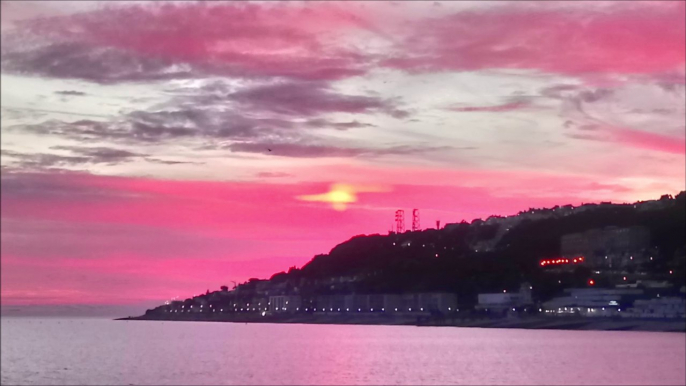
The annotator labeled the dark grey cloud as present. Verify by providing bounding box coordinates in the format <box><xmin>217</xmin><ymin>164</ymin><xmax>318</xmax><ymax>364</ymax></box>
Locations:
<box><xmin>1</xmin><ymin>149</ymin><xmax>91</xmax><ymax>169</ymax></box>
<box><xmin>304</xmin><ymin>119</ymin><xmax>375</xmax><ymax>130</ymax></box>
<box><xmin>145</xmin><ymin>158</ymin><xmax>204</xmax><ymax>165</ymax></box>
<box><xmin>1</xmin><ymin>146</ymin><xmax>199</xmax><ymax>170</ymax></box>
<box><xmin>1</xmin><ymin>146</ymin><xmax>142</xmax><ymax>169</ymax></box>
<box><xmin>1</xmin><ymin>42</ymin><xmax>197</xmax><ymax>84</ymax></box>
<box><xmin>6</xmin><ymin>74</ymin><xmax>406</xmax><ymax>161</ymax></box>
<box><xmin>577</xmin><ymin>89</ymin><xmax>614</xmax><ymax>103</ymax></box>
<box><xmin>51</xmin><ymin>146</ymin><xmax>142</xmax><ymax>161</ymax></box>
<box><xmin>226</xmin><ymin>141</ymin><xmax>453</xmax><ymax>158</ymax></box>
<box><xmin>55</xmin><ymin>90</ymin><xmax>87</xmax><ymax>96</ymax></box>
<box><xmin>539</xmin><ymin>84</ymin><xmax>582</xmax><ymax>100</ymax></box>
<box><xmin>1</xmin><ymin>107</ymin><xmax>49</xmax><ymax>121</ymax></box>
<box><xmin>226</xmin><ymin>81</ymin><xmax>409</xmax><ymax>118</ymax></box>
<box><xmin>566</xmin><ymin>133</ymin><xmax>604</xmax><ymax>141</ymax></box>
<box><xmin>1</xmin><ymin>106</ymin><xmax>110</xmax><ymax>119</ymax></box>
<box><xmin>12</xmin><ymin>110</ymin><xmax>271</xmax><ymax>145</ymax></box>
<box><xmin>10</xmin><ymin>99</ymin><xmax>382</xmax><ymax>152</ymax></box>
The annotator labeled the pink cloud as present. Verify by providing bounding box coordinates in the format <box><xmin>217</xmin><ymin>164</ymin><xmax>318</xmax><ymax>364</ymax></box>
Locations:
<box><xmin>608</xmin><ymin>127</ymin><xmax>686</xmax><ymax>155</ymax></box>
<box><xmin>227</xmin><ymin>81</ymin><xmax>407</xmax><ymax>117</ymax></box>
<box><xmin>4</xmin><ymin>2</ymin><xmax>375</xmax><ymax>82</ymax></box>
<box><xmin>385</xmin><ymin>2</ymin><xmax>685</xmax><ymax>78</ymax></box>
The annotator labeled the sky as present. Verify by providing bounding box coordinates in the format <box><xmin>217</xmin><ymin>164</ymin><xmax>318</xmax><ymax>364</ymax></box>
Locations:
<box><xmin>1</xmin><ymin>1</ymin><xmax>684</xmax><ymax>309</ymax></box>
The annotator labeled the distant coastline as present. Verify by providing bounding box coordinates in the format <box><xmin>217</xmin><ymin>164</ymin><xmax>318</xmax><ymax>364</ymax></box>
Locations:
<box><xmin>122</xmin><ymin>192</ymin><xmax>686</xmax><ymax>332</ymax></box>
<box><xmin>117</xmin><ymin>314</ymin><xmax>686</xmax><ymax>333</ymax></box>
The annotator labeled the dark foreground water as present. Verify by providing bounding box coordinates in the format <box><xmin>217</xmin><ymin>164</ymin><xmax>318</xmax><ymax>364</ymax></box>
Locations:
<box><xmin>1</xmin><ymin>318</ymin><xmax>684</xmax><ymax>385</ymax></box>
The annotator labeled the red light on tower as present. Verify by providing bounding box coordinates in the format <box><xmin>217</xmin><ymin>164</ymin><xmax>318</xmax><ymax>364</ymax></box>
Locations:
<box><xmin>588</xmin><ymin>279</ymin><xmax>595</xmax><ymax>286</ymax></box>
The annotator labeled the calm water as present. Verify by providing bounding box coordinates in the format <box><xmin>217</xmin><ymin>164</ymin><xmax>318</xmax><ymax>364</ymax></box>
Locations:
<box><xmin>1</xmin><ymin>318</ymin><xmax>684</xmax><ymax>385</ymax></box>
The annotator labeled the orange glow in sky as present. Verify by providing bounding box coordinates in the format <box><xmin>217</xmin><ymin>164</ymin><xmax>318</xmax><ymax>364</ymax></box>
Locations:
<box><xmin>297</xmin><ymin>183</ymin><xmax>389</xmax><ymax>211</ymax></box>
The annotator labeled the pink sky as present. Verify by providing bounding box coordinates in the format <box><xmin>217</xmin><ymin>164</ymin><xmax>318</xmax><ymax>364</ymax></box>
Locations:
<box><xmin>1</xmin><ymin>1</ymin><xmax>684</xmax><ymax>307</ymax></box>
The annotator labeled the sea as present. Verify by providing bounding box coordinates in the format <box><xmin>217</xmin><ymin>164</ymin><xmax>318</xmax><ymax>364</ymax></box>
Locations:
<box><xmin>1</xmin><ymin>317</ymin><xmax>685</xmax><ymax>385</ymax></box>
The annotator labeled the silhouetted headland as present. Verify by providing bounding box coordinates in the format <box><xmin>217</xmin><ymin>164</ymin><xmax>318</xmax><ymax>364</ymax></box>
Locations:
<box><xmin>123</xmin><ymin>192</ymin><xmax>686</xmax><ymax>332</ymax></box>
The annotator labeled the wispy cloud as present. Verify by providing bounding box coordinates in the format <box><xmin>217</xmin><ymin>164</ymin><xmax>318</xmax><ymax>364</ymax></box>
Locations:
<box><xmin>227</xmin><ymin>81</ymin><xmax>409</xmax><ymax>118</ymax></box>
<box><xmin>54</xmin><ymin>90</ymin><xmax>87</xmax><ymax>96</ymax></box>
<box><xmin>448</xmin><ymin>101</ymin><xmax>530</xmax><ymax>113</ymax></box>
<box><xmin>226</xmin><ymin>142</ymin><xmax>452</xmax><ymax>159</ymax></box>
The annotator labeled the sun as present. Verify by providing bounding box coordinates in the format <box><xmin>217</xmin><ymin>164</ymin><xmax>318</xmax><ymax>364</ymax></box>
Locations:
<box><xmin>297</xmin><ymin>183</ymin><xmax>357</xmax><ymax>211</ymax></box>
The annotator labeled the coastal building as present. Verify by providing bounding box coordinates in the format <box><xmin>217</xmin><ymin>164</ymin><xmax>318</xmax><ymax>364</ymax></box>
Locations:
<box><xmin>304</xmin><ymin>293</ymin><xmax>457</xmax><ymax>313</ymax></box>
<box><xmin>269</xmin><ymin>295</ymin><xmax>301</xmax><ymax>313</ymax></box>
<box><xmin>542</xmin><ymin>288</ymin><xmax>645</xmax><ymax>317</ymax></box>
<box><xmin>476</xmin><ymin>283</ymin><xmax>533</xmax><ymax>312</ymax></box>
<box><xmin>315</xmin><ymin>294</ymin><xmax>347</xmax><ymax>311</ymax></box>
<box><xmin>625</xmin><ymin>297</ymin><xmax>686</xmax><ymax>319</ymax></box>
<box><xmin>391</xmin><ymin>293</ymin><xmax>458</xmax><ymax>312</ymax></box>
<box><xmin>232</xmin><ymin>297</ymin><xmax>269</xmax><ymax>312</ymax></box>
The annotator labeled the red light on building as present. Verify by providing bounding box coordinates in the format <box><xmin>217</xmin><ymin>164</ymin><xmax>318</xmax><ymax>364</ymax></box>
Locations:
<box><xmin>588</xmin><ymin>279</ymin><xmax>595</xmax><ymax>286</ymax></box>
<box><xmin>539</xmin><ymin>256</ymin><xmax>585</xmax><ymax>267</ymax></box>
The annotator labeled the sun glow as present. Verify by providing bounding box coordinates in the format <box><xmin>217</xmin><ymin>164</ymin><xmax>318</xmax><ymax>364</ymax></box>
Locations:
<box><xmin>297</xmin><ymin>183</ymin><xmax>388</xmax><ymax>211</ymax></box>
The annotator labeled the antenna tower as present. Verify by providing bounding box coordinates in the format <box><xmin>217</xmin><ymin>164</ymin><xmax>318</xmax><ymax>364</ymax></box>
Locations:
<box><xmin>412</xmin><ymin>209</ymin><xmax>420</xmax><ymax>231</ymax></box>
<box><xmin>395</xmin><ymin>210</ymin><xmax>405</xmax><ymax>233</ymax></box>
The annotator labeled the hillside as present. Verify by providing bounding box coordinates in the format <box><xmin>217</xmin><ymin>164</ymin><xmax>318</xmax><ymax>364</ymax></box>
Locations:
<box><xmin>145</xmin><ymin>191</ymin><xmax>685</xmax><ymax>313</ymax></box>
<box><xmin>268</xmin><ymin>191</ymin><xmax>685</xmax><ymax>304</ymax></box>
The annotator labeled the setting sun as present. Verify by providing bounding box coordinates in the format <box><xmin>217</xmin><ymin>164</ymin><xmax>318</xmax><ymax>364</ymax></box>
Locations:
<box><xmin>297</xmin><ymin>183</ymin><xmax>359</xmax><ymax>211</ymax></box>
<box><xmin>297</xmin><ymin>183</ymin><xmax>390</xmax><ymax>211</ymax></box>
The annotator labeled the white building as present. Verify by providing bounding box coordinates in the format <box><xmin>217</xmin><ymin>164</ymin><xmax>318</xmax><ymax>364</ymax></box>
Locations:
<box><xmin>542</xmin><ymin>288</ymin><xmax>644</xmax><ymax>317</ymax></box>
<box><xmin>477</xmin><ymin>283</ymin><xmax>533</xmax><ymax>311</ymax></box>
<box><xmin>625</xmin><ymin>297</ymin><xmax>686</xmax><ymax>319</ymax></box>
<box><xmin>269</xmin><ymin>295</ymin><xmax>301</xmax><ymax>313</ymax></box>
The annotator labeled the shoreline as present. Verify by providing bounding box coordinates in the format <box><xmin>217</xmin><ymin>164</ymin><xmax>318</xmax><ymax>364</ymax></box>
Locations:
<box><xmin>117</xmin><ymin>314</ymin><xmax>686</xmax><ymax>332</ymax></box>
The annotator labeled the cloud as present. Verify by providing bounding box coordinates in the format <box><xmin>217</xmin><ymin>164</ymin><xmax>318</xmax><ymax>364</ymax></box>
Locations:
<box><xmin>226</xmin><ymin>142</ymin><xmax>452</xmax><ymax>158</ymax></box>
<box><xmin>227</xmin><ymin>81</ymin><xmax>409</xmax><ymax>118</ymax></box>
<box><xmin>0</xmin><ymin>42</ymin><xmax>196</xmax><ymax>84</ymax></box>
<box><xmin>1</xmin><ymin>149</ymin><xmax>92</xmax><ymax>169</ymax></box>
<box><xmin>51</xmin><ymin>146</ymin><xmax>142</xmax><ymax>161</ymax></box>
<box><xmin>0</xmin><ymin>106</ymin><xmax>111</xmax><ymax>119</ymax></box>
<box><xmin>1</xmin><ymin>2</ymin><xmax>372</xmax><ymax>83</ymax></box>
<box><xmin>304</xmin><ymin>119</ymin><xmax>375</xmax><ymax>130</ymax></box>
<box><xmin>539</xmin><ymin>78</ymin><xmax>685</xmax><ymax>155</ymax></box>
<box><xmin>256</xmin><ymin>172</ymin><xmax>294</xmax><ymax>179</ymax></box>
<box><xmin>567</xmin><ymin>125</ymin><xmax>685</xmax><ymax>155</ymax></box>
<box><xmin>384</xmin><ymin>2</ymin><xmax>685</xmax><ymax>78</ymax></box>
<box><xmin>1</xmin><ymin>146</ymin><xmax>142</xmax><ymax>170</ymax></box>
<box><xmin>1</xmin><ymin>146</ymin><xmax>199</xmax><ymax>170</ymax></box>
<box><xmin>448</xmin><ymin>101</ymin><xmax>530</xmax><ymax>113</ymax></box>
<box><xmin>12</xmin><ymin>109</ymin><xmax>290</xmax><ymax>145</ymax></box>
<box><xmin>54</xmin><ymin>90</ymin><xmax>87</xmax><ymax>96</ymax></box>
<box><xmin>8</xmin><ymin>80</ymin><xmax>401</xmax><ymax>159</ymax></box>
<box><xmin>607</xmin><ymin>127</ymin><xmax>685</xmax><ymax>155</ymax></box>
